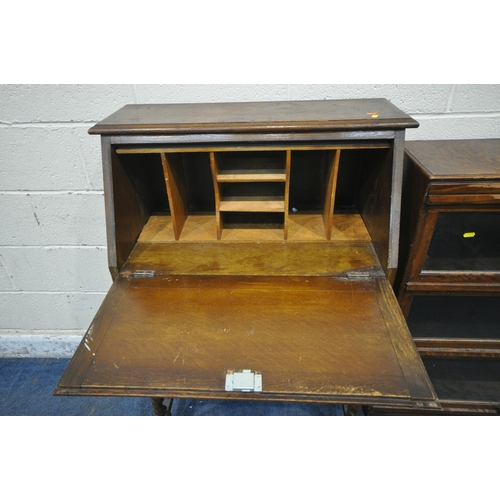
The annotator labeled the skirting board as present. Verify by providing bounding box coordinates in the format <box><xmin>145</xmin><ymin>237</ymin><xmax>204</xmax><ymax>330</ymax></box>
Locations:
<box><xmin>0</xmin><ymin>331</ymin><xmax>83</xmax><ymax>358</ymax></box>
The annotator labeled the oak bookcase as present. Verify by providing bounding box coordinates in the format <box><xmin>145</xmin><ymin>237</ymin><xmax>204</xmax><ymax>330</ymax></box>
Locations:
<box><xmin>371</xmin><ymin>139</ymin><xmax>500</xmax><ymax>415</ymax></box>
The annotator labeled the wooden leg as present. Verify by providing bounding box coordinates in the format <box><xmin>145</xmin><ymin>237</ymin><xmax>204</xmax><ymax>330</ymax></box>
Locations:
<box><xmin>151</xmin><ymin>397</ymin><xmax>173</xmax><ymax>416</ymax></box>
<box><xmin>343</xmin><ymin>404</ymin><xmax>367</xmax><ymax>416</ymax></box>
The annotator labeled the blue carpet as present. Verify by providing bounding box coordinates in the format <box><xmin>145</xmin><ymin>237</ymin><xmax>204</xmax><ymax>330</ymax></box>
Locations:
<box><xmin>0</xmin><ymin>358</ymin><xmax>344</xmax><ymax>416</ymax></box>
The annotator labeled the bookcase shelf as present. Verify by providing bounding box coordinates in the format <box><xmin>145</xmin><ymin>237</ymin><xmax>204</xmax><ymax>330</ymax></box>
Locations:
<box><xmin>218</xmin><ymin>183</ymin><xmax>286</xmax><ymax>212</ymax></box>
<box><xmin>210</xmin><ymin>150</ymin><xmax>291</xmax><ymax>239</ymax></box>
<box><xmin>215</xmin><ymin>153</ymin><xmax>287</xmax><ymax>183</ymax></box>
<box><xmin>377</xmin><ymin>139</ymin><xmax>500</xmax><ymax>415</ymax></box>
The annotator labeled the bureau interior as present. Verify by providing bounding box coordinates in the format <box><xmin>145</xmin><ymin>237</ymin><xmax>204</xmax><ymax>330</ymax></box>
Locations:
<box><xmin>111</xmin><ymin>143</ymin><xmax>394</xmax><ymax>272</ymax></box>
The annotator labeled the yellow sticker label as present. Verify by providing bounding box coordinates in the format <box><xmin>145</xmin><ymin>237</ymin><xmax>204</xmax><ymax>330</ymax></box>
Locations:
<box><xmin>463</xmin><ymin>232</ymin><xmax>475</xmax><ymax>238</ymax></box>
<box><xmin>366</xmin><ymin>112</ymin><xmax>379</xmax><ymax>118</ymax></box>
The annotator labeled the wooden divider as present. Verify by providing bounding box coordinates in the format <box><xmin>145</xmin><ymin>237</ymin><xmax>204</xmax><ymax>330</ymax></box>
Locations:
<box><xmin>209</xmin><ymin>152</ymin><xmax>223</xmax><ymax>239</ymax></box>
<box><xmin>283</xmin><ymin>150</ymin><xmax>291</xmax><ymax>240</ymax></box>
<box><xmin>160</xmin><ymin>148</ymin><xmax>346</xmax><ymax>242</ymax></box>
<box><xmin>161</xmin><ymin>153</ymin><xmax>188</xmax><ymax>240</ymax></box>
<box><xmin>322</xmin><ymin>150</ymin><xmax>341</xmax><ymax>240</ymax></box>
<box><xmin>210</xmin><ymin>151</ymin><xmax>291</xmax><ymax>240</ymax></box>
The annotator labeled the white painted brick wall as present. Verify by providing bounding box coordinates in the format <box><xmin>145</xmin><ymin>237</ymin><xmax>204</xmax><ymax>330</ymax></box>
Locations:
<box><xmin>1</xmin><ymin>84</ymin><xmax>499</xmax><ymax>357</ymax></box>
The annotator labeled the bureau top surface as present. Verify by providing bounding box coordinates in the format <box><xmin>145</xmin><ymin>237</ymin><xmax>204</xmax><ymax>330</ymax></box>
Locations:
<box><xmin>88</xmin><ymin>98</ymin><xmax>418</xmax><ymax>135</ymax></box>
<box><xmin>406</xmin><ymin>139</ymin><xmax>500</xmax><ymax>180</ymax></box>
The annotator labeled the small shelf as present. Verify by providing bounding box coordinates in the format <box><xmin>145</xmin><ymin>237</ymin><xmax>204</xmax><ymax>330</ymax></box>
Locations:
<box><xmin>210</xmin><ymin>151</ymin><xmax>292</xmax><ymax>239</ymax></box>
<box><xmin>217</xmin><ymin>171</ymin><xmax>286</xmax><ymax>182</ymax></box>
<box><xmin>219</xmin><ymin>183</ymin><xmax>286</xmax><ymax>213</ymax></box>
<box><xmin>219</xmin><ymin>200</ymin><xmax>285</xmax><ymax>212</ymax></box>
<box><xmin>216</xmin><ymin>155</ymin><xmax>286</xmax><ymax>182</ymax></box>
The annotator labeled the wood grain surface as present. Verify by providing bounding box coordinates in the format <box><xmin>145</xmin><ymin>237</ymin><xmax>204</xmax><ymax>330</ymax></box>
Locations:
<box><xmin>55</xmin><ymin>275</ymin><xmax>436</xmax><ymax>405</ymax></box>
<box><xmin>89</xmin><ymin>99</ymin><xmax>419</xmax><ymax>135</ymax></box>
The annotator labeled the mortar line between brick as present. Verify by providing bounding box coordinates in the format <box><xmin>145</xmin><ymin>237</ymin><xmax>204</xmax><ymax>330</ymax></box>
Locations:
<box><xmin>0</xmin><ymin>329</ymin><xmax>85</xmax><ymax>334</ymax></box>
<box><xmin>0</xmin><ymin>190</ymin><xmax>104</xmax><ymax>194</ymax></box>
<box><xmin>0</xmin><ymin>121</ymin><xmax>96</xmax><ymax>128</ymax></box>
<box><xmin>411</xmin><ymin>111</ymin><xmax>500</xmax><ymax>119</ymax></box>
<box><xmin>2</xmin><ymin>111</ymin><xmax>500</xmax><ymax>128</ymax></box>
<box><xmin>0</xmin><ymin>112</ymin><xmax>500</xmax><ymax>128</ymax></box>
<box><xmin>0</xmin><ymin>291</ymin><xmax>108</xmax><ymax>295</ymax></box>
<box><xmin>0</xmin><ymin>245</ymin><xmax>107</xmax><ymax>249</ymax></box>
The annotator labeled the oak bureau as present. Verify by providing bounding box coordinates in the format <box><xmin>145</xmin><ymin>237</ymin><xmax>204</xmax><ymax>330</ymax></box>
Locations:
<box><xmin>54</xmin><ymin>99</ymin><xmax>438</xmax><ymax>414</ymax></box>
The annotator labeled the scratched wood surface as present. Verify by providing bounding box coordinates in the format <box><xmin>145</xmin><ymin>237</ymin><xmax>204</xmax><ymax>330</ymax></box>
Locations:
<box><xmin>55</xmin><ymin>275</ymin><xmax>436</xmax><ymax>405</ymax></box>
<box><xmin>122</xmin><ymin>241</ymin><xmax>382</xmax><ymax>277</ymax></box>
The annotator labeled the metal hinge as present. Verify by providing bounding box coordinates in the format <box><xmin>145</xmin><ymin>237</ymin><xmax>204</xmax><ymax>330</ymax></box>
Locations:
<box><xmin>132</xmin><ymin>270</ymin><xmax>156</xmax><ymax>279</ymax></box>
<box><xmin>225</xmin><ymin>370</ymin><xmax>262</xmax><ymax>392</ymax></box>
<box><xmin>346</xmin><ymin>271</ymin><xmax>372</xmax><ymax>279</ymax></box>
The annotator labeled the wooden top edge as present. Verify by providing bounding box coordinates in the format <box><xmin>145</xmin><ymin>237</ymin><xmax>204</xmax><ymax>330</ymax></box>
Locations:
<box><xmin>405</xmin><ymin>139</ymin><xmax>500</xmax><ymax>178</ymax></box>
<box><xmin>89</xmin><ymin>119</ymin><xmax>419</xmax><ymax>135</ymax></box>
<box><xmin>88</xmin><ymin>99</ymin><xmax>419</xmax><ymax>135</ymax></box>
